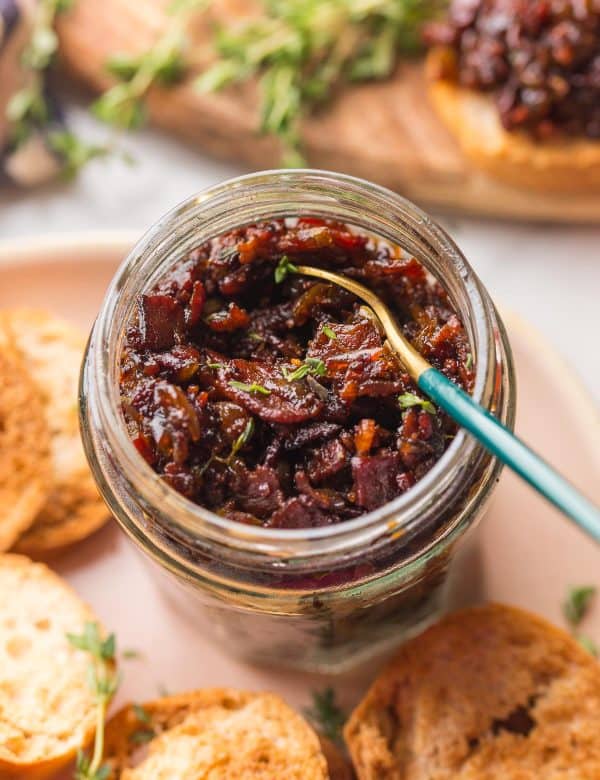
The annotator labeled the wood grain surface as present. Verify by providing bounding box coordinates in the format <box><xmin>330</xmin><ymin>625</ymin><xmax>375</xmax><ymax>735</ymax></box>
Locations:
<box><xmin>57</xmin><ymin>0</ymin><xmax>600</xmax><ymax>223</ymax></box>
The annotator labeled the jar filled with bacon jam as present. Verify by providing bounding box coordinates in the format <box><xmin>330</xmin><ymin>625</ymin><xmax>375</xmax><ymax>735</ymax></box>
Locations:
<box><xmin>81</xmin><ymin>171</ymin><xmax>515</xmax><ymax>673</ymax></box>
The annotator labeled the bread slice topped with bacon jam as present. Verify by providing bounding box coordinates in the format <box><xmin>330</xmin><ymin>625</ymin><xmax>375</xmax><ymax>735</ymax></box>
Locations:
<box><xmin>425</xmin><ymin>1</ymin><xmax>600</xmax><ymax>192</ymax></box>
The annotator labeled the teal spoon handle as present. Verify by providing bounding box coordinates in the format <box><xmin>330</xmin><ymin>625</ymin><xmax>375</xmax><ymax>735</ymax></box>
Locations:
<box><xmin>419</xmin><ymin>367</ymin><xmax>600</xmax><ymax>543</ymax></box>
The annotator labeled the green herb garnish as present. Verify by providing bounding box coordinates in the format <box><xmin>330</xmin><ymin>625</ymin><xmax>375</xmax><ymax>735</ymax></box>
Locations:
<box><xmin>129</xmin><ymin>728</ymin><xmax>156</xmax><ymax>745</ymax></box>
<box><xmin>133</xmin><ymin>703</ymin><xmax>152</xmax><ymax>724</ymax></box>
<box><xmin>196</xmin><ymin>0</ymin><xmax>443</xmax><ymax>163</ymax></box>
<box><xmin>304</xmin><ymin>687</ymin><xmax>346</xmax><ymax>746</ymax></box>
<box><xmin>398</xmin><ymin>392</ymin><xmax>435</xmax><ymax>415</ymax></box>
<box><xmin>229</xmin><ymin>380</ymin><xmax>271</xmax><ymax>396</ymax></box>
<box><xmin>282</xmin><ymin>357</ymin><xmax>327</xmax><ymax>382</ymax></box>
<box><xmin>322</xmin><ymin>325</ymin><xmax>338</xmax><ymax>340</ymax></box>
<box><xmin>67</xmin><ymin>623</ymin><xmax>119</xmax><ymax>780</ymax></box>
<box><xmin>122</xmin><ymin>647</ymin><xmax>142</xmax><ymax>660</ymax></box>
<box><xmin>274</xmin><ymin>255</ymin><xmax>299</xmax><ymax>284</ymax></box>
<box><xmin>207</xmin><ymin>362</ymin><xmax>225</xmax><ymax>369</ymax></box>
<box><xmin>248</xmin><ymin>331</ymin><xmax>265</xmax><ymax>342</ymax></box>
<box><xmin>93</xmin><ymin>0</ymin><xmax>207</xmax><ymax>129</ymax></box>
<box><xmin>5</xmin><ymin>0</ymin><xmax>109</xmax><ymax>178</ymax></box>
<box><xmin>129</xmin><ymin>703</ymin><xmax>156</xmax><ymax>744</ymax></box>
<box><xmin>465</xmin><ymin>352</ymin><xmax>473</xmax><ymax>371</ymax></box>
<box><xmin>563</xmin><ymin>586</ymin><xmax>597</xmax><ymax>627</ymax></box>
<box><xmin>47</xmin><ymin>131</ymin><xmax>110</xmax><ymax>180</ymax></box>
<box><xmin>563</xmin><ymin>585</ymin><xmax>598</xmax><ymax>657</ymax></box>
<box><xmin>577</xmin><ymin>635</ymin><xmax>599</xmax><ymax>657</ymax></box>
<box><xmin>228</xmin><ymin>419</ymin><xmax>255</xmax><ymax>463</ymax></box>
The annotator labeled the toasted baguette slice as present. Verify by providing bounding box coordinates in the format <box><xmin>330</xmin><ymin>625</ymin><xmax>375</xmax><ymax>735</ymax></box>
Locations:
<box><xmin>0</xmin><ymin>321</ymin><xmax>52</xmax><ymax>550</ymax></box>
<box><xmin>345</xmin><ymin>603</ymin><xmax>600</xmax><ymax>780</ymax></box>
<box><xmin>0</xmin><ymin>554</ymin><xmax>102</xmax><ymax>779</ymax></box>
<box><xmin>4</xmin><ymin>310</ymin><xmax>109</xmax><ymax>555</ymax></box>
<box><xmin>426</xmin><ymin>50</ymin><xmax>600</xmax><ymax>194</ymax></box>
<box><xmin>104</xmin><ymin>689</ymin><xmax>331</xmax><ymax>779</ymax></box>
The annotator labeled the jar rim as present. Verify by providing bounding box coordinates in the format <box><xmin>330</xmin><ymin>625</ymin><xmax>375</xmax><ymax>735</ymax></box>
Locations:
<box><xmin>85</xmin><ymin>169</ymin><xmax>502</xmax><ymax>559</ymax></box>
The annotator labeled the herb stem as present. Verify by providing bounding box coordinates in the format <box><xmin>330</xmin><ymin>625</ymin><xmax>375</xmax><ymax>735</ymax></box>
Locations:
<box><xmin>88</xmin><ymin>694</ymin><xmax>107</xmax><ymax>775</ymax></box>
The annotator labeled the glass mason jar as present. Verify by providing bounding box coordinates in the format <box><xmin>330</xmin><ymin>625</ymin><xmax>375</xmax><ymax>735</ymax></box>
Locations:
<box><xmin>80</xmin><ymin>170</ymin><xmax>515</xmax><ymax>674</ymax></box>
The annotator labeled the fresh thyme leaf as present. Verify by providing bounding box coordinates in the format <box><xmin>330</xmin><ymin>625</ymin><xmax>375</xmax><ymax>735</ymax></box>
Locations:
<box><xmin>398</xmin><ymin>392</ymin><xmax>436</xmax><ymax>415</ymax></box>
<box><xmin>22</xmin><ymin>26</ymin><xmax>59</xmax><ymax>69</ymax></box>
<box><xmin>229</xmin><ymin>419</ymin><xmax>255</xmax><ymax>462</ymax></box>
<box><xmin>75</xmin><ymin>750</ymin><xmax>110</xmax><ymax>780</ymax></box>
<box><xmin>208</xmin><ymin>362</ymin><xmax>225</xmax><ymax>369</ymax></box>
<box><xmin>577</xmin><ymin>634</ymin><xmax>599</xmax><ymax>657</ymax></box>
<box><xmin>47</xmin><ymin>131</ymin><xmax>110</xmax><ymax>180</ymax></box>
<box><xmin>106</xmin><ymin>53</ymin><xmax>141</xmax><ymax>82</ymax></box>
<box><xmin>66</xmin><ymin>622</ymin><xmax>116</xmax><ymax>661</ymax></box>
<box><xmin>229</xmin><ymin>380</ymin><xmax>271</xmax><ymax>396</ymax></box>
<box><xmin>6</xmin><ymin>87</ymin><xmax>48</xmax><ymax>127</ymax></box>
<box><xmin>304</xmin><ymin>687</ymin><xmax>346</xmax><ymax>746</ymax></box>
<box><xmin>196</xmin><ymin>59</ymin><xmax>245</xmax><ymax>92</ymax></box>
<box><xmin>563</xmin><ymin>586</ymin><xmax>597</xmax><ymax>628</ymax></box>
<box><xmin>322</xmin><ymin>325</ymin><xmax>338</xmax><ymax>340</ymax></box>
<box><xmin>196</xmin><ymin>0</ymin><xmax>444</xmax><ymax>163</ymax></box>
<box><xmin>122</xmin><ymin>648</ymin><xmax>142</xmax><ymax>660</ymax></box>
<box><xmin>283</xmin><ymin>357</ymin><xmax>327</xmax><ymax>382</ymax></box>
<box><xmin>68</xmin><ymin>623</ymin><xmax>119</xmax><ymax>779</ymax></box>
<box><xmin>92</xmin><ymin>84</ymin><xmax>147</xmax><ymax>130</ymax></box>
<box><xmin>248</xmin><ymin>331</ymin><xmax>264</xmax><ymax>343</ymax></box>
<box><xmin>129</xmin><ymin>728</ymin><xmax>156</xmax><ymax>744</ymax></box>
<box><xmin>465</xmin><ymin>352</ymin><xmax>473</xmax><ymax>371</ymax></box>
<box><xmin>133</xmin><ymin>703</ymin><xmax>152</xmax><ymax>724</ymax></box>
<box><xmin>274</xmin><ymin>255</ymin><xmax>299</xmax><ymax>283</ymax></box>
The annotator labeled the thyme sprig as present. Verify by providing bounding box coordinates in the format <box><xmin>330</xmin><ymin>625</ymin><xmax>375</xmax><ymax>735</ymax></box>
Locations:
<box><xmin>196</xmin><ymin>0</ymin><xmax>444</xmax><ymax>164</ymax></box>
<box><xmin>6</xmin><ymin>0</ymin><xmax>69</xmax><ymax>144</ymax></box>
<box><xmin>67</xmin><ymin>623</ymin><xmax>119</xmax><ymax>780</ymax></box>
<box><xmin>304</xmin><ymin>687</ymin><xmax>346</xmax><ymax>746</ymax></box>
<box><xmin>6</xmin><ymin>0</ymin><xmax>110</xmax><ymax>179</ymax></box>
<box><xmin>563</xmin><ymin>585</ymin><xmax>598</xmax><ymax>656</ymax></box>
<box><xmin>93</xmin><ymin>0</ymin><xmax>208</xmax><ymax>129</ymax></box>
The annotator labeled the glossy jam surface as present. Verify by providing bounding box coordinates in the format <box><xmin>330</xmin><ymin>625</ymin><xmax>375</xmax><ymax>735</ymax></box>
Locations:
<box><xmin>120</xmin><ymin>218</ymin><xmax>473</xmax><ymax>528</ymax></box>
<box><xmin>426</xmin><ymin>0</ymin><xmax>600</xmax><ymax>139</ymax></box>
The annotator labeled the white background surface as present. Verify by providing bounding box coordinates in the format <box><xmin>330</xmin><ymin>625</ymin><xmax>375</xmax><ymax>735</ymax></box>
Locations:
<box><xmin>1</xmin><ymin>107</ymin><xmax>599</xmax><ymax>400</ymax></box>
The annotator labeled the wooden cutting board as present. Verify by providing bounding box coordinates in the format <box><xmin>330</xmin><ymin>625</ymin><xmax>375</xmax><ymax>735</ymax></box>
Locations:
<box><xmin>57</xmin><ymin>0</ymin><xmax>600</xmax><ymax>223</ymax></box>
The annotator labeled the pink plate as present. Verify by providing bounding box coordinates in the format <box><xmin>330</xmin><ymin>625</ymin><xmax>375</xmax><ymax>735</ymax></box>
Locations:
<box><xmin>0</xmin><ymin>234</ymin><xmax>598</xmax><ymax>723</ymax></box>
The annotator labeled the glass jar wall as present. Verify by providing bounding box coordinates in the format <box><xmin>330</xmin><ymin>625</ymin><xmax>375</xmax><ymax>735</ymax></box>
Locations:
<box><xmin>80</xmin><ymin>170</ymin><xmax>515</xmax><ymax>673</ymax></box>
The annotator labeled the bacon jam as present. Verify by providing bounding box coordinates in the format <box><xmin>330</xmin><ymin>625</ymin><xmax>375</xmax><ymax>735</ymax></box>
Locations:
<box><xmin>120</xmin><ymin>218</ymin><xmax>474</xmax><ymax>529</ymax></box>
<box><xmin>425</xmin><ymin>0</ymin><xmax>600</xmax><ymax>139</ymax></box>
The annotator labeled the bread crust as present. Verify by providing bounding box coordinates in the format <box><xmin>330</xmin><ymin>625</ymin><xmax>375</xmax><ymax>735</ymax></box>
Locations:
<box><xmin>104</xmin><ymin>689</ymin><xmax>330</xmax><ymax>779</ymax></box>
<box><xmin>345</xmin><ymin>603</ymin><xmax>600</xmax><ymax>780</ymax></box>
<box><xmin>426</xmin><ymin>50</ymin><xmax>600</xmax><ymax>193</ymax></box>
<box><xmin>0</xmin><ymin>554</ymin><xmax>101</xmax><ymax>778</ymax></box>
<box><xmin>4</xmin><ymin>310</ymin><xmax>109</xmax><ymax>555</ymax></box>
<box><xmin>0</xmin><ymin>321</ymin><xmax>52</xmax><ymax>551</ymax></box>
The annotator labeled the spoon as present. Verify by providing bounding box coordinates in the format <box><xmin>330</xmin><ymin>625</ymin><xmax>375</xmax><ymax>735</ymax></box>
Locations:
<box><xmin>295</xmin><ymin>264</ymin><xmax>600</xmax><ymax>542</ymax></box>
